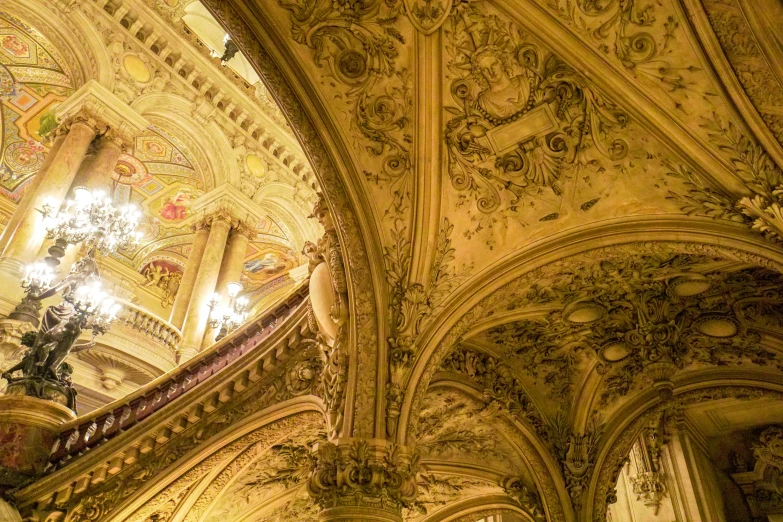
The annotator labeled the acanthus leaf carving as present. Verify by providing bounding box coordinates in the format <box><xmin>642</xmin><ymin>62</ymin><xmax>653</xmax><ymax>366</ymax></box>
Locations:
<box><xmin>306</xmin><ymin>439</ymin><xmax>419</xmax><ymax>514</ymax></box>
<box><xmin>667</xmin><ymin>112</ymin><xmax>783</xmax><ymax>245</ymax></box>
<box><xmin>445</xmin><ymin>3</ymin><xmax>636</xmax><ymax>240</ymax></box>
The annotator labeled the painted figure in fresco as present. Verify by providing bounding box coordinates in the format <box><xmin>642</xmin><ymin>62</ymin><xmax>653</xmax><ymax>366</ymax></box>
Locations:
<box><xmin>473</xmin><ymin>46</ymin><xmax>531</xmax><ymax>120</ymax></box>
<box><xmin>158</xmin><ymin>189</ymin><xmax>192</xmax><ymax>221</ymax></box>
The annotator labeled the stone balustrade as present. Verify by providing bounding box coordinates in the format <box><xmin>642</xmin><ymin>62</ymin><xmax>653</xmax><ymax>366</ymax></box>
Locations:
<box><xmin>46</xmin><ymin>283</ymin><xmax>309</xmax><ymax>466</ymax></box>
<box><xmin>113</xmin><ymin>299</ymin><xmax>181</xmax><ymax>354</ymax></box>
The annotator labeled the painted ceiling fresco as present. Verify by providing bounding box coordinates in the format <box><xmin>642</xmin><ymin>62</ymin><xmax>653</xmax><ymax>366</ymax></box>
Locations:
<box><xmin>0</xmin><ymin>11</ymin><xmax>300</xmax><ymax>310</ymax></box>
<box><xmin>0</xmin><ymin>12</ymin><xmax>73</xmax><ymax>204</ymax></box>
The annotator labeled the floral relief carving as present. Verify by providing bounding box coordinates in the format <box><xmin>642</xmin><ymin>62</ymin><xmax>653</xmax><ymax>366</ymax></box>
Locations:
<box><xmin>484</xmin><ymin>255</ymin><xmax>783</xmax><ymax>406</ymax></box>
<box><xmin>384</xmin><ymin>218</ymin><xmax>470</xmax><ymax>436</ymax></box>
<box><xmin>439</xmin><ymin>347</ymin><xmax>547</xmax><ymax>434</ymax></box>
<box><xmin>701</xmin><ymin>0</ymin><xmax>783</xmax><ymax>148</ymax></box>
<box><xmin>667</xmin><ymin>113</ymin><xmax>783</xmax><ymax>244</ymax></box>
<box><xmin>278</xmin><ymin>0</ymin><xmax>414</xmax><ymax>214</ymax></box>
<box><xmin>443</xmin><ymin>3</ymin><xmax>668</xmax><ymax>241</ymax></box>
<box><xmin>306</xmin><ymin>439</ymin><xmax>419</xmax><ymax>514</ymax></box>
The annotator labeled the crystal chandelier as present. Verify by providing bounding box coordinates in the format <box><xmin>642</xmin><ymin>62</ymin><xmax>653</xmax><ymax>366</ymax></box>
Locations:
<box><xmin>40</xmin><ymin>187</ymin><xmax>142</xmax><ymax>261</ymax></box>
<box><xmin>207</xmin><ymin>282</ymin><xmax>249</xmax><ymax>341</ymax></box>
<box><xmin>66</xmin><ymin>276</ymin><xmax>121</xmax><ymax>336</ymax></box>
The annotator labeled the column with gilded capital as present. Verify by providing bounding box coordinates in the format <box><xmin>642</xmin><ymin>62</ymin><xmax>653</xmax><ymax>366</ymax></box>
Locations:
<box><xmin>0</xmin><ymin>114</ymin><xmax>102</xmax><ymax>268</ymax></box>
<box><xmin>0</xmin><ymin>81</ymin><xmax>147</xmax><ymax>272</ymax></box>
<box><xmin>170</xmin><ymin>219</ymin><xmax>211</xmax><ymax>330</ymax></box>
<box><xmin>201</xmin><ymin>221</ymin><xmax>254</xmax><ymax>349</ymax></box>
<box><xmin>178</xmin><ymin>211</ymin><xmax>232</xmax><ymax>361</ymax></box>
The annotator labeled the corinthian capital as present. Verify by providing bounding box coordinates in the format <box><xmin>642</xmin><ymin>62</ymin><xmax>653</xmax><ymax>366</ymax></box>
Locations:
<box><xmin>55</xmin><ymin>81</ymin><xmax>148</xmax><ymax>141</ymax></box>
<box><xmin>307</xmin><ymin>438</ymin><xmax>418</xmax><ymax>516</ymax></box>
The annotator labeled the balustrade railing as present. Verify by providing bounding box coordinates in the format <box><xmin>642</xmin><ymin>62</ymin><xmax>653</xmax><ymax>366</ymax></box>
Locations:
<box><xmin>113</xmin><ymin>299</ymin><xmax>181</xmax><ymax>353</ymax></box>
<box><xmin>48</xmin><ymin>283</ymin><xmax>309</xmax><ymax>465</ymax></box>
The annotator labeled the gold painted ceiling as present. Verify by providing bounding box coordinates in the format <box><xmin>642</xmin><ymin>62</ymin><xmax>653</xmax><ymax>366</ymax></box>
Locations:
<box><xmin>4</xmin><ymin>0</ymin><xmax>783</xmax><ymax>520</ymax></box>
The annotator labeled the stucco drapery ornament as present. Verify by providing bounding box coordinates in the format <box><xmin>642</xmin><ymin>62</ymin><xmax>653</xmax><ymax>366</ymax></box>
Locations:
<box><xmin>303</xmin><ymin>195</ymin><xmax>349</xmax><ymax>437</ymax></box>
<box><xmin>307</xmin><ymin>439</ymin><xmax>419</xmax><ymax>516</ymax></box>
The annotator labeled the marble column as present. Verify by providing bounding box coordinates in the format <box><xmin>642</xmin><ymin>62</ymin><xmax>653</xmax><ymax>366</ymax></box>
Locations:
<box><xmin>178</xmin><ymin>212</ymin><xmax>232</xmax><ymax>361</ymax></box>
<box><xmin>0</xmin><ymin>116</ymin><xmax>101</xmax><ymax>267</ymax></box>
<box><xmin>70</xmin><ymin>130</ymin><xmax>124</xmax><ymax>193</ymax></box>
<box><xmin>0</xmin><ymin>130</ymin><xmax>67</xmax><ymax>260</ymax></box>
<box><xmin>215</xmin><ymin>222</ymin><xmax>252</xmax><ymax>294</ymax></box>
<box><xmin>201</xmin><ymin>222</ymin><xmax>252</xmax><ymax>349</ymax></box>
<box><xmin>52</xmin><ymin>131</ymin><xmax>127</xmax><ymax>269</ymax></box>
<box><xmin>170</xmin><ymin>220</ymin><xmax>211</xmax><ymax>330</ymax></box>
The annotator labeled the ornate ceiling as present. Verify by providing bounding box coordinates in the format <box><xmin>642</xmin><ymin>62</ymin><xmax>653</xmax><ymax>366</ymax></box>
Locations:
<box><xmin>0</xmin><ymin>1</ymin><xmax>319</xmax><ymax>316</ymax></box>
<box><xmin>4</xmin><ymin>0</ymin><xmax>783</xmax><ymax>520</ymax></box>
<box><xmin>0</xmin><ymin>12</ymin><xmax>73</xmax><ymax>202</ymax></box>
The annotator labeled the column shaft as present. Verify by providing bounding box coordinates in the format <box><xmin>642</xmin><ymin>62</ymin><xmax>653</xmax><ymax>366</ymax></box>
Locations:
<box><xmin>2</xmin><ymin>120</ymin><xmax>98</xmax><ymax>264</ymax></box>
<box><xmin>71</xmin><ymin>134</ymin><xmax>123</xmax><ymax>193</ymax></box>
<box><xmin>215</xmin><ymin>227</ymin><xmax>251</xmax><ymax>293</ymax></box>
<box><xmin>179</xmin><ymin>216</ymin><xmax>231</xmax><ymax>360</ymax></box>
<box><xmin>170</xmin><ymin>222</ymin><xmax>211</xmax><ymax>329</ymax></box>
<box><xmin>201</xmin><ymin>226</ymin><xmax>251</xmax><ymax>349</ymax></box>
<box><xmin>0</xmin><ymin>131</ymin><xmax>67</xmax><ymax>257</ymax></box>
<box><xmin>51</xmin><ymin>135</ymin><xmax>126</xmax><ymax>269</ymax></box>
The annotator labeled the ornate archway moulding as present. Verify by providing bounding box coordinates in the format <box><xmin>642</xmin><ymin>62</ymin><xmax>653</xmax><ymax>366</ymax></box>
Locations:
<box><xmin>4</xmin><ymin>0</ymin><xmax>109</xmax><ymax>89</ymax></box>
<box><xmin>424</xmin><ymin>379</ymin><xmax>572</xmax><ymax>521</ymax></box>
<box><xmin>679</xmin><ymin>0</ymin><xmax>783</xmax><ymax>170</ymax></box>
<box><xmin>489</xmin><ymin>0</ymin><xmax>750</xmax><ymax>198</ymax></box>
<box><xmin>399</xmin><ymin>215</ymin><xmax>783</xmax><ymax>447</ymax></box>
<box><xmin>110</xmin><ymin>399</ymin><xmax>326</xmax><ymax>522</ymax></box>
<box><xmin>587</xmin><ymin>374</ymin><xmax>783</xmax><ymax>522</ymax></box>
<box><xmin>201</xmin><ymin>0</ymin><xmax>389</xmax><ymax>439</ymax></box>
<box><xmin>418</xmin><ymin>496</ymin><xmax>533</xmax><ymax>522</ymax></box>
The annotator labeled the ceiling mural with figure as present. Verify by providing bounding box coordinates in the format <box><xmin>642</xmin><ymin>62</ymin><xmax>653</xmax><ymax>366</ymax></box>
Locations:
<box><xmin>108</xmin><ymin>126</ymin><xmax>301</xmax><ymax>307</ymax></box>
<box><xmin>0</xmin><ymin>12</ymin><xmax>73</xmax><ymax>205</ymax></box>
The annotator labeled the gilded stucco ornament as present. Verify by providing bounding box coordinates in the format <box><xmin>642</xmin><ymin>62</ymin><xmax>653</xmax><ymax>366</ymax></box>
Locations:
<box><xmin>307</xmin><ymin>439</ymin><xmax>419</xmax><ymax>514</ymax></box>
<box><xmin>485</xmin><ymin>256</ymin><xmax>783</xmax><ymax>406</ymax></box>
<box><xmin>445</xmin><ymin>3</ymin><xmax>634</xmax><ymax>235</ymax></box>
<box><xmin>501</xmin><ymin>476</ymin><xmax>546</xmax><ymax>521</ymax></box>
<box><xmin>384</xmin><ymin>218</ymin><xmax>469</xmax><ymax>437</ymax></box>
<box><xmin>201</xmin><ymin>0</ymin><xmax>380</xmax><ymax>438</ymax></box>
<box><xmin>41</xmin><ymin>339</ymin><xmax>325</xmax><ymax>522</ymax></box>
<box><xmin>667</xmin><ymin>113</ymin><xmax>783</xmax><ymax>245</ymax></box>
<box><xmin>278</xmin><ymin>0</ymin><xmax>413</xmax><ymax>213</ymax></box>
<box><xmin>303</xmin><ymin>195</ymin><xmax>349</xmax><ymax>437</ymax></box>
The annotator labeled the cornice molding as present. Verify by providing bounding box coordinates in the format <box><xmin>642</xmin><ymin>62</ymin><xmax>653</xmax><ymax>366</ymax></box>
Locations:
<box><xmin>55</xmin><ymin>80</ymin><xmax>149</xmax><ymax>141</ymax></box>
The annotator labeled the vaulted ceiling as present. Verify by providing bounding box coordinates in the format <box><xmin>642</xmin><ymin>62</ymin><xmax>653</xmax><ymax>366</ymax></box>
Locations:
<box><xmin>6</xmin><ymin>0</ymin><xmax>783</xmax><ymax>520</ymax></box>
<box><xmin>195</xmin><ymin>0</ymin><xmax>783</xmax><ymax>519</ymax></box>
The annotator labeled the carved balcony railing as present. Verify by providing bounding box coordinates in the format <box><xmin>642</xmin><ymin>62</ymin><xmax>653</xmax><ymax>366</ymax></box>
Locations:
<box><xmin>47</xmin><ymin>283</ymin><xmax>309</xmax><ymax>466</ymax></box>
<box><xmin>113</xmin><ymin>299</ymin><xmax>182</xmax><ymax>353</ymax></box>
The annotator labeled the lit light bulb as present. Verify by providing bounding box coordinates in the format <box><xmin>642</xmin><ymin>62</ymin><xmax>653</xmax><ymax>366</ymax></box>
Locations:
<box><xmin>227</xmin><ymin>282</ymin><xmax>242</xmax><ymax>298</ymax></box>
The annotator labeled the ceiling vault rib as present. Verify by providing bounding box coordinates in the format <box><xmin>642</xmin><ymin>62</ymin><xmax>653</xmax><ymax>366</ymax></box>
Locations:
<box><xmin>493</xmin><ymin>0</ymin><xmax>751</xmax><ymax>197</ymax></box>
